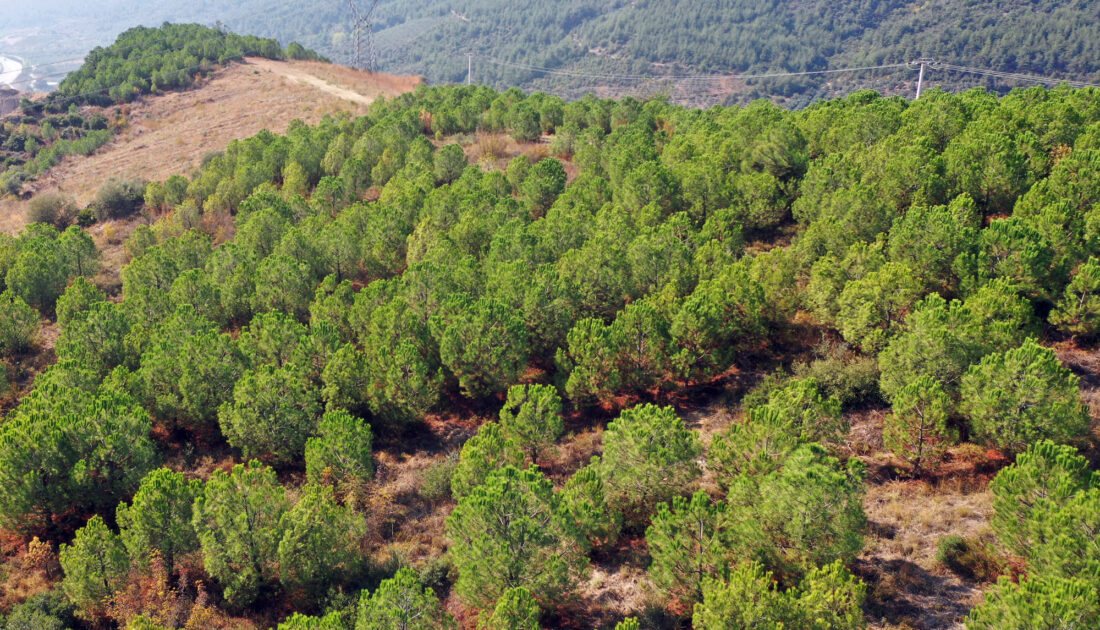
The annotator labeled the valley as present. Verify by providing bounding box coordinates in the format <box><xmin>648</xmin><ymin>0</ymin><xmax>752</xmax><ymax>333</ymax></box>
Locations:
<box><xmin>0</xmin><ymin>55</ymin><xmax>22</xmax><ymax>87</ymax></box>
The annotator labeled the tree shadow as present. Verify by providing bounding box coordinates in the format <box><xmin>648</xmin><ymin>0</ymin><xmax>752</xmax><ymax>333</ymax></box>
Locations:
<box><xmin>854</xmin><ymin>557</ymin><xmax>978</xmax><ymax>629</ymax></box>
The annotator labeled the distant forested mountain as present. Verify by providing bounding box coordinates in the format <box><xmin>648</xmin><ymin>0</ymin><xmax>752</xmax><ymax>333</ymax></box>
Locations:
<box><xmin>4</xmin><ymin>0</ymin><xmax>1100</xmax><ymax>105</ymax></box>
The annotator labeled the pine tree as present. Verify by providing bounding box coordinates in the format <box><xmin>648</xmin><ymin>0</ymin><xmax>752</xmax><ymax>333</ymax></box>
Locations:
<box><xmin>116</xmin><ymin>468</ymin><xmax>202</xmax><ymax>571</ymax></box>
<box><xmin>1050</xmin><ymin>257</ymin><xmax>1100</xmax><ymax>337</ymax></box>
<box><xmin>0</xmin><ymin>386</ymin><xmax>156</xmax><ymax>533</ymax></box>
<box><xmin>279</xmin><ymin>612</ymin><xmax>347</xmax><ymax>629</ymax></box>
<box><xmin>304</xmin><ymin>410</ymin><xmax>375</xmax><ymax>493</ymax></box>
<box><xmin>693</xmin><ymin>560</ymin><xmax>865</xmax><ymax>630</ymax></box>
<box><xmin>989</xmin><ymin>440</ymin><xmax>1093</xmax><ymax>557</ymax></box>
<box><xmin>693</xmin><ymin>562</ymin><xmax>792</xmax><ymax>629</ymax></box>
<box><xmin>599</xmin><ymin>404</ymin><xmax>702</xmax><ymax>524</ymax></box>
<box><xmin>882</xmin><ymin>375</ymin><xmax>955</xmax><ymax>473</ymax></box>
<box><xmin>59</xmin><ymin>515</ymin><xmax>130</xmax><ymax>620</ymax></box>
<box><xmin>478</xmin><ymin>587</ymin><xmax>541</xmax><ymax>630</ymax></box>
<box><xmin>498</xmin><ymin>384</ymin><xmax>564</xmax><ymax>462</ymax></box>
<box><xmin>966</xmin><ymin>574</ymin><xmax>1100</xmax><ymax>630</ymax></box>
<box><xmin>645</xmin><ymin>490</ymin><xmax>730</xmax><ymax>603</ymax></box>
<box><xmin>218</xmin><ymin>364</ymin><xmax>322</xmax><ymax>465</ymax></box>
<box><xmin>558</xmin><ymin>459</ymin><xmax>621</xmax><ymax>548</ymax></box>
<box><xmin>55</xmin><ymin>276</ymin><xmax>107</xmax><ymax>330</ymax></box>
<box><xmin>191</xmin><ymin>461</ymin><xmax>289</xmax><ymax>608</ymax></box>
<box><xmin>446</xmin><ymin>466</ymin><xmax>586</xmax><ymax>609</ymax></box>
<box><xmin>277</xmin><ymin>484</ymin><xmax>367</xmax><ymax>601</ymax></box>
<box><xmin>450</xmin><ymin>422</ymin><xmax>525</xmax><ymax>499</ymax></box>
<box><xmin>960</xmin><ymin>338</ymin><xmax>1089</xmax><ymax>456</ymax></box>
<box><xmin>356</xmin><ymin>567</ymin><xmax>455</xmax><ymax>630</ymax></box>
<box><xmin>0</xmin><ymin>289</ymin><xmax>39</xmax><ymax>356</ymax></box>
<box><xmin>1027</xmin><ymin>487</ymin><xmax>1100</xmax><ymax>586</ymax></box>
<box><xmin>726</xmin><ymin>445</ymin><xmax>866</xmax><ymax>579</ymax></box>
<box><xmin>708</xmin><ymin>407</ymin><xmax>803</xmax><ymax>486</ymax></box>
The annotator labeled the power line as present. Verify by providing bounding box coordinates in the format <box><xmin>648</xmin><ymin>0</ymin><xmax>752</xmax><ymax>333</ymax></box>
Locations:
<box><xmin>472</xmin><ymin>54</ymin><xmax>1100</xmax><ymax>106</ymax></box>
<box><xmin>932</xmin><ymin>62</ymin><xmax>1100</xmax><ymax>89</ymax></box>
<box><xmin>480</xmin><ymin>56</ymin><xmax>911</xmax><ymax>81</ymax></box>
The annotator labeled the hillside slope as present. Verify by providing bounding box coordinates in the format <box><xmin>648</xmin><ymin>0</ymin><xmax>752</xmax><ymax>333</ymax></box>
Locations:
<box><xmin>0</xmin><ymin>57</ymin><xmax>421</xmax><ymax>234</ymax></box>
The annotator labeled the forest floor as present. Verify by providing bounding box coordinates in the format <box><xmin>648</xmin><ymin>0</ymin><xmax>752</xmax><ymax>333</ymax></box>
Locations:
<box><xmin>0</xmin><ymin>57</ymin><xmax>422</xmax><ymax>235</ymax></box>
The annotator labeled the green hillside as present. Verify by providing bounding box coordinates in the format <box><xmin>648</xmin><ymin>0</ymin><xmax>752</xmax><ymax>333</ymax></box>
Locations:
<box><xmin>5</xmin><ymin>1</ymin><xmax>1100</xmax><ymax>105</ymax></box>
<box><xmin>3</xmin><ymin>79</ymin><xmax>1100</xmax><ymax>627</ymax></box>
<box><xmin>238</xmin><ymin>0</ymin><xmax>1100</xmax><ymax>105</ymax></box>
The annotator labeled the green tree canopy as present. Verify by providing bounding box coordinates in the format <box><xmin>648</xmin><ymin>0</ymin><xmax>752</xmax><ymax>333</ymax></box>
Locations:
<box><xmin>304</xmin><ymin>409</ymin><xmax>375</xmax><ymax>494</ymax></box>
<box><xmin>59</xmin><ymin>515</ymin><xmax>129</xmax><ymax>621</ymax></box>
<box><xmin>726</xmin><ymin>444</ymin><xmax>866</xmax><ymax>580</ymax></box>
<box><xmin>498</xmin><ymin>383</ymin><xmax>564</xmax><ymax>462</ymax></box>
<box><xmin>882</xmin><ymin>375</ymin><xmax>955</xmax><ymax>473</ymax></box>
<box><xmin>965</xmin><ymin>574</ymin><xmax>1100</xmax><ymax>630</ymax></box>
<box><xmin>276</xmin><ymin>484</ymin><xmax>367</xmax><ymax>601</ymax></box>
<box><xmin>356</xmin><ymin>567</ymin><xmax>456</xmax><ymax>630</ymax></box>
<box><xmin>960</xmin><ymin>338</ymin><xmax>1089</xmax><ymax>456</ymax></box>
<box><xmin>0</xmin><ymin>385</ymin><xmax>156</xmax><ymax>533</ymax></box>
<box><xmin>990</xmin><ymin>440</ymin><xmax>1094</xmax><ymax>558</ymax></box>
<box><xmin>446</xmin><ymin>465</ymin><xmax>586</xmax><ymax>609</ymax></box>
<box><xmin>192</xmin><ymin>461</ymin><xmax>290</xmax><ymax>608</ymax></box>
<box><xmin>646</xmin><ymin>490</ymin><xmax>730</xmax><ymax>604</ymax></box>
<box><xmin>599</xmin><ymin>404</ymin><xmax>702</xmax><ymax>524</ymax></box>
<box><xmin>218</xmin><ymin>364</ymin><xmax>322</xmax><ymax>465</ymax></box>
<box><xmin>116</xmin><ymin>467</ymin><xmax>202</xmax><ymax>571</ymax></box>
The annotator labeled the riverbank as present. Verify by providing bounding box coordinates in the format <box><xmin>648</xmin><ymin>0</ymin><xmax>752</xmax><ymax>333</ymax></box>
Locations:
<box><xmin>0</xmin><ymin>55</ymin><xmax>24</xmax><ymax>87</ymax></box>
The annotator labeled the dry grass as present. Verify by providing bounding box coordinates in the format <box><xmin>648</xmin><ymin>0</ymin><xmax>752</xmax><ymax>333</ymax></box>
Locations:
<box><xmin>545</xmin><ymin>426</ymin><xmax>604</xmax><ymax>485</ymax></box>
<box><xmin>470</xmin><ymin>131</ymin><xmax>508</xmax><ymax>163</ymax></box>
<box><xmin>859</xmin><ymin>474</ymin><xmax>994</xmax><ymax>629</ymax></box>
<box><xmin>0</xmin><ymin>531</ymin><xmax>59</xmax><ymax>614</ymax></box>
<box><xmin>89</xmin><ymin>215</ymin><xmax>143</xmax><ymax>293</ymax></box>
<box><xmin>465</xmin><ymin>131</ymin><xmax>580</xmax><ymax>183</ymax></box>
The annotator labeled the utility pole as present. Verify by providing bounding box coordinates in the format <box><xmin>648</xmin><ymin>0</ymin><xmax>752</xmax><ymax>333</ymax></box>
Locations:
<box><xmin>366</xmin><ymin>0</ymin><xmax>379</xmax><ymax>72</ymax></box>
<box><xmin>347</xmin><ymin>0</ymin><xmax>363</xmax><ymax>69</ymax></box>
<box><xmin>347</xmin><ymin>0</ymin><xmax>380</xmax><ymax>71</ymax></box>
<box><xmin>913</xmin><ymin>57</ymin><xmax>935</xmax><ymax>99</ymax></box>
<box><xmin>467</xmin><ymin>53</ymin><xmax>473</xmax><ymax>85</ymax></box>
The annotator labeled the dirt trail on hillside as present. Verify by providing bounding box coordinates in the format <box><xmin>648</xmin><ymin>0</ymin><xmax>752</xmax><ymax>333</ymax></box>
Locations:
<box><xmin>0</xmin><ymin>58</ymin><xmax>422</xmax><ymax>234</ymax></box>
<box><xmin>249</xmin><ymin>58</ymin><xmax>377</xmax><ymax>106</ymax></box>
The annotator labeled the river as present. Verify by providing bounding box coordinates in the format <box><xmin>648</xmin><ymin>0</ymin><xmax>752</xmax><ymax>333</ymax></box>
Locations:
<box><xmin>0</xmin><ymin>55</ymin><xmax>24</xmax><ymax>87</ymax></box>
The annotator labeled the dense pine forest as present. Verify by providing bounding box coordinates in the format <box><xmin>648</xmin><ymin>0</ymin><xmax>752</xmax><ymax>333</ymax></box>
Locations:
<box><xmin>1</xmin><ymin>54</ymin><xmax>1099</xmax><ymax>626</ymax></box>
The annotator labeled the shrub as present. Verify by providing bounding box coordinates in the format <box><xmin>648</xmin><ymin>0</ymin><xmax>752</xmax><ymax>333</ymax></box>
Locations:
<box><xmin>3</xmin><ymin>589</ymin><xmax>77</xmax><ymax>630</ymax></box>
<box><xmin>420</xmin><ymin>453</ymin><xmax>459</xmax><ymax>504</ymax></box>
<box><xmin>0</xmin><ymin>290</ymin><xmax>40</xmax><ymax>355</ymax></box>
<box><xmin>26</xmin><ymin>192</ymin><xmax>77</xmax><ymax>227</ymax></box>
<box><xmin>935</xmin><ymin>535</ymin><xmax>1003</xmax><ymax>581</ymax></box>
<box><xmin>792</xmin><ymin>343</ymin><xmax>881</xmax><ymax>408</ymax></box>
<box><xmin>93</xmin><ymin>177</ymin><xmax>147</xmax><ymax>221</ymax></box>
